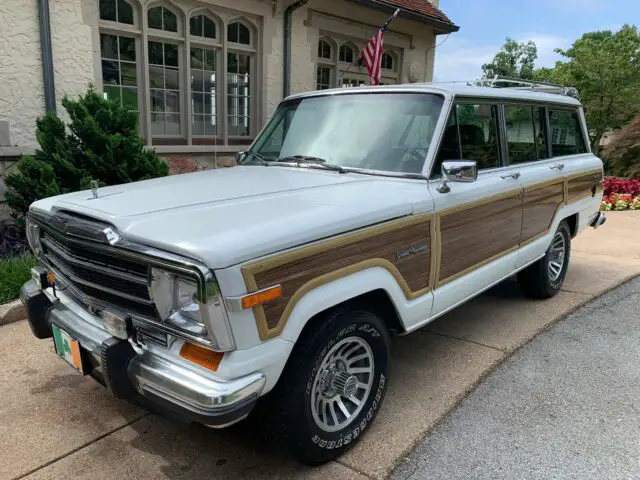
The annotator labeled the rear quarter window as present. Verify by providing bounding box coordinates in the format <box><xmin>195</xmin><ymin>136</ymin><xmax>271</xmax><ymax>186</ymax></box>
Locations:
<box><xmin>548</xmin><ymin>109</ymin><xmax>587</xmax><ymax>157</ymax></box>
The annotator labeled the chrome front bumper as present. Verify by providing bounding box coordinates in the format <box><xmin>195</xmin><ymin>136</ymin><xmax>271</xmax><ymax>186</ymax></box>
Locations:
<box><xmin>20</xmin><ymin>280</ymin><xmax>265</xmax><ymax>428</ymax></box>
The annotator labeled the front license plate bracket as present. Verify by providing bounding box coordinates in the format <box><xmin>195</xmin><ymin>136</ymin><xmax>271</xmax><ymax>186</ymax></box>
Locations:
<box><xmin>52</xmin><ymin>324</ymin><xmax>87</xmax><ymax>374</ymax></box>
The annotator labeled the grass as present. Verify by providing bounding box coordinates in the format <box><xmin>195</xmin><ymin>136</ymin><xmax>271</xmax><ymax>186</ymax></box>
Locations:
<box><xmin>0</xmin><ymin>254</ymin><xmax>37</xmax><ymax>304</ymax></box>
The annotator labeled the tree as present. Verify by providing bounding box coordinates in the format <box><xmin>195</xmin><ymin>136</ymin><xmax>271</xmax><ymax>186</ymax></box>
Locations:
<box><xmin>602</xmin><ymin>114</ymin><xmax>640</xmax><ymax>178</ymax></box>
<box><xmin>534</xmin><ymin>25</ymin><xmax>640</xmax><ymax>151</ymax></box>
<box><xmin>482</xmin><ymin>38</ymin><xmax>538</xmax><ymax>79</ymax></box>
<box><xmin>5</xmin><ymin>88</ymin><xmax>168</xmax><ymax>222</ymax></box>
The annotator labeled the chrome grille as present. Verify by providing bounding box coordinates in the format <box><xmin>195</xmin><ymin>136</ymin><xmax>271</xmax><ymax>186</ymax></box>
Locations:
<box><xmin>40</xmin><ymin>229</ymin><xmax>157</xmax><ymax>318</ymax></box>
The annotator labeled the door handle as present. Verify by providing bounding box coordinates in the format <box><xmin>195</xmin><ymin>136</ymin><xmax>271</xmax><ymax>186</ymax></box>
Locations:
<box><xmin>550</xmin><ymin>163</ymin><xmax>565</xmax><ymax>170</ymax></box>
<box><xmin>501</xmin><ymin>172</ymin><xmax>521</xmax><ymax>180</ymax></box>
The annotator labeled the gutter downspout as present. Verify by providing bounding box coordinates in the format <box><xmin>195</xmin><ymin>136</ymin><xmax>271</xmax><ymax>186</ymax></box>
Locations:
<box><xmin>283</xmin><ymin>0</ymin><xmax>309</xmax><ymax>99</ymax></box>
<box><xmin>37</xmin><ymin>0</ymin><xmax>56</xmax><ymax>112</ymax></box>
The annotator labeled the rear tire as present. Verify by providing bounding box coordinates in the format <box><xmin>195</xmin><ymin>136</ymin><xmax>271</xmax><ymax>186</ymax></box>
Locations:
<box><xmin>518</xmin><ymin>220</ymin><xmax>571</xmax><ymax>299</ymax></box>
<box><xmin>262</xmin><ymin>305</ymin><xmax>390</xmax><ymax>465</ymax></box>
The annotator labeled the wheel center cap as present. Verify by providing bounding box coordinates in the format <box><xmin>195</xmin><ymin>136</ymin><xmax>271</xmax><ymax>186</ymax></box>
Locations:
<box><xmin>328</xmin><ymin>370</ymin><xmax>358</xmax><ymax>398</ymax></box>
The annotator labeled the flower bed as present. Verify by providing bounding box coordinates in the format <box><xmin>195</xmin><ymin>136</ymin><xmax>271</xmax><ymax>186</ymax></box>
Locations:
<box><xmin>601</xmin><ymin>177</ymin><xmax>640</xmax><ymax>211</ymax></box>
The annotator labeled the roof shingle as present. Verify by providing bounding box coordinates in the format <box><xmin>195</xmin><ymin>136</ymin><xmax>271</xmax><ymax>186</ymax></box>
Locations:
<box><xmin>375</xmin><ymin>0</ymin><xmax>458</xmax><ymax>30</ymax></box>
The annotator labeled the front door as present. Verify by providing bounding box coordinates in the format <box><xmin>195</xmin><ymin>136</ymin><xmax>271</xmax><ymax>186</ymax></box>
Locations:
<box><xmin>430</xmin><ymin>101</ymin><xmax>523</xmax><ymax>317</ymax></box>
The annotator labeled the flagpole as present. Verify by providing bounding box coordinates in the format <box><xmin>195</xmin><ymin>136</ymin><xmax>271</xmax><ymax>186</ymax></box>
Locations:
<box><xmin>339</xmin><ymin>8</ymin><xmax>401</xmax><ymax>87</ymax></box>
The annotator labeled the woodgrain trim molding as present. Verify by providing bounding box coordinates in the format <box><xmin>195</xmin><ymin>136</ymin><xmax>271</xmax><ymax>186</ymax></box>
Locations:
<box><xmin>436</xmin><ymin>188</ymin><xmax>522</xmax><ymax>287</ymax></box>
<box><xmin>566</xmin><ymin>169</ymin><xmax>603</xmax><ymax>205</ymax></box>
<box><xmin>242</xmin><ymin>213</ymin><xmax>434</xmax><ymax>340</ymax></box>
<box><xmin>242</xmin><ymin>173</ymin><xmax>601</xmax><ymax>341</ymax></box>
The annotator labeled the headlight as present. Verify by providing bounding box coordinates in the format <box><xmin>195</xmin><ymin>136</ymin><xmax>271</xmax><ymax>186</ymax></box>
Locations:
<box><xmin>26</xmin><ymin>218</ymin><xmax>43</xmax><ymax>257</ymax></box>
<box><xmin>149</xmin><ymin>268</ymin><xmax>235</xmax><ymax>351</ymax></box>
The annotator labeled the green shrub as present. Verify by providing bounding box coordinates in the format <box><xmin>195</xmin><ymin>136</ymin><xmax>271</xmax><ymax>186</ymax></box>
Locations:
<box><xmin>0</xmin><ymin>254</ymin><xmax>37</xmax><ymax>304</ymax></box>
<box><xmin>5</xmin><ymin>88</ymin><xmax>168</xmax><ymax>222</ymax></box>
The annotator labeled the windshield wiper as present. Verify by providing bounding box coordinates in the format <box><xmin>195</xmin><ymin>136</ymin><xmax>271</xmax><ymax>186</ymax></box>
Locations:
<box><xmin>242</xmin><ymin>151</ymin><xmax>271</xmax><ymax>165</ymax></box>
<box><xmin>276</xmin><ymin>155</ymin><xmax>346</xmax><ymax>174</ymax></box>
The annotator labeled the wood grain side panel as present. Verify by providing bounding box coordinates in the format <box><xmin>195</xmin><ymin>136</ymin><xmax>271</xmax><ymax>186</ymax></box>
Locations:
<box><xmin>521</xmin><ymin>181</ymin><xmax>565</xmax><ymax>244</ymax></box>
<box><xmin>439</xmin><ymin>192</ymin><xmax>521</xmax><ymax>283</ymax></box>
<box><xmin>567</xmin><ymin>170</ymin><xmax>603</xmax><ymax>203</ymax></box>
<box><xmin>248</xmin><ymin>217</ymin><xmax>432</xmax><ymax>333</ymax></box>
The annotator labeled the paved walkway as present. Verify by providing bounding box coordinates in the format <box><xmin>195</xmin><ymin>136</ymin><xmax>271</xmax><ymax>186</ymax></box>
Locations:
<box><xmin>1</xmin><ymin>212</ymin><xmax>639</xmax><ymax>479</ymax></box>
<box><xmin>393</xmin><ymin>276</ymin><xmax>640</xmax><ymax>480</ymax></box>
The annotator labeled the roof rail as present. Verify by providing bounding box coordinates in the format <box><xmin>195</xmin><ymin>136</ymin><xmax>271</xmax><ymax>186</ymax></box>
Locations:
<box><xmin>473</xmin><ymin>75</ymin><xmax>580</xmax><ymax>100</ymax></box>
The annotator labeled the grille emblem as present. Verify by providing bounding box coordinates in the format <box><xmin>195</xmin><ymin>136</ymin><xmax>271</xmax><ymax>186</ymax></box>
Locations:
<box><xmin>102</xmin><ymin>227</ymin><xmax>121</xmax><ymax>245</ymax></box>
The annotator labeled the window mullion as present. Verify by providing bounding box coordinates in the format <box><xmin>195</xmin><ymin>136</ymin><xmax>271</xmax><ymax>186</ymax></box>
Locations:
<box><xmin>222</xmin><ymin>36</ymin><xmax>228</xmax><ymax>145</ymax></box>
<box><xmin>185</xmin><ymin>34</ymin><xmax>192</xmax><ymax>145</ymax></box>
<box><xmin>142</xmin><ymin>16</ymin><xmax>152</xmax><ymax>144</ymax></box>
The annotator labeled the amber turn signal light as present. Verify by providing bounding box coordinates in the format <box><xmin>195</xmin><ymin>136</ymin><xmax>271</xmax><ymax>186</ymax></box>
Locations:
<box><xmin>240</xmin><ymin>285</ymin><xmax>283</xmax><ymax>310</ymax></box>
<box><xmin>179</xmin><ymin>342</ymin><xmax>224</xmax><ymax>371</ymax></box>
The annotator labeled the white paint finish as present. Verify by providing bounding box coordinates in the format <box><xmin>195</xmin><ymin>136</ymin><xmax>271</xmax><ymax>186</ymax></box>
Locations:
<box><xmin>215</xmin><ymin>337</ymin><xmax>294</xmax><ymax>393</ymax></box>
<box><xmin>279</xmin><ymin>266</ymin><xmax>434</xmax><ymax>342</ymax></box>
<box><xmin>287</xmin><ymin>83</ymin><xmax>584</xmax><ymax>106</ymax></box>
<box><xmin>213</xmin><ymin>265</ymin><xmax>264</xmax><ymax>349</ymax></box>
<box><xmin>31</xmin><ymin>166</ymin><xmax>431</xmax><ymax>268</ymax></box>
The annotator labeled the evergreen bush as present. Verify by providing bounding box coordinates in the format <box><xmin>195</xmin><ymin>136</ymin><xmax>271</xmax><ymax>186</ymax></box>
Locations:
<box><xmin>5</xmin><ymin>88</ymin><xmax>168</xmax><ymax>222</ymax></box>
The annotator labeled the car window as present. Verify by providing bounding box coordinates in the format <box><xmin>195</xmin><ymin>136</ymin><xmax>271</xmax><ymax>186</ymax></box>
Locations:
<box><xmin>432</xmin><ymin>103</ymin><xmax>501</xmax><ymax>178</ymax></box>
<box><xmin>548</xmin><ymin>109</ymin><xmax>587</xmax><ymax>157</ymax></box>
<box><xmin>505</xmin><ymin>105</ymin><xmax>548</xmax><ymax>164</ymax></box>
<box><xmin>250</xmin><ymin>93</ymin><xmax>444</xmax><ymax>174</ymax></box>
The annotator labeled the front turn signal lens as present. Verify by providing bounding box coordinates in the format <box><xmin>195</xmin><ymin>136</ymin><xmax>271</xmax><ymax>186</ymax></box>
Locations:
<box><xmin>240</xmin><ymin>285</ymin><xmax>283</xmax><ymax>310</ymax></box>
<box><xmin>179</xmin><ymin>342</ymin><xmax>224</xmax><ymax>371</ymax></box>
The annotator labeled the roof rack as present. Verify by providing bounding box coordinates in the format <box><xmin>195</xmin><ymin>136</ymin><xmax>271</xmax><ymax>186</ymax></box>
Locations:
<box><xmin>472</xmin><ymin>75</ymin><xmax>580</xmax><ymax>100</ymax></box>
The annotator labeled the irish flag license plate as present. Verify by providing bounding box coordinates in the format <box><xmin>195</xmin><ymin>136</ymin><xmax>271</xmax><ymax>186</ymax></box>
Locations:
<box><xmin>52</xmin><ymin>324</ymin><xmax>85</xmax><ymax>374</ymax></box>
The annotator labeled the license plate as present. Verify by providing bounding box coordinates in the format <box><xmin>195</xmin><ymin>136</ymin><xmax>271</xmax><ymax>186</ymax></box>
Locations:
<box><xmin>52</xmin><ymin>324</ymin><xmax>85</xmax><ymax>374</ymax></box>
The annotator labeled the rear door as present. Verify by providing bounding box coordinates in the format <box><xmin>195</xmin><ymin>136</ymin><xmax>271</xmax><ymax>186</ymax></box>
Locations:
<box><xmin>430</xmin><ymin>100</ymin><xmax>523</xmax><ymax>318</ymax></box>
<box><xmin>502</xmin><ymin>103</ymin><xmax>567</xmax><ymax>269</ymax></box>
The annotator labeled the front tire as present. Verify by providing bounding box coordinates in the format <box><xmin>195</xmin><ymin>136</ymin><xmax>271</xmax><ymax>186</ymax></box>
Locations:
<box><xmin>518</xmin><ymin>220</ymin><xmax>571</xmax><ymax>299</ymax></box>
<box><xmin>263</xmin><ymin>305</ymin><xmax>390</xmax><ymax>465</ymax></box>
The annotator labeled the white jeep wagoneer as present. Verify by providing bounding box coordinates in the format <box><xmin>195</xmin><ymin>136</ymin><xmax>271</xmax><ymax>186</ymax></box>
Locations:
<box><xmin>21</xmin><ymin>81</ymin><xmax>605</xmax><ymax>464</ymax></box>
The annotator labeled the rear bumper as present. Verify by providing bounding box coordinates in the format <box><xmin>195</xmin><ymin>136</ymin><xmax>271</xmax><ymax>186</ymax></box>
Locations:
<box><xmin>20</xmin><ymin>280</ymin><xmax>265</xmax><ymax>428</ymax></box>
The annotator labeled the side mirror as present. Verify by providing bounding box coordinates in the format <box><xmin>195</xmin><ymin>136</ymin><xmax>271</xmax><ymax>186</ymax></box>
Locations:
<box><xmin>437</xmin><ymin>160</ymin><xmax>477</xmax><ymax>193</ymax></box>
<box><xmin>236</xmin><ymin>151</ymin><xmax>247</xmax><ymax>163</ymax></box>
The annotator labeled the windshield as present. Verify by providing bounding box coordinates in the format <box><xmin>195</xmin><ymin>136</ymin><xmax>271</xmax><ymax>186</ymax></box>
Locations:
<box><xmin>247</xmin><ymin>92</ymin><xmax>444</xmax><ymax>174</ymax></box>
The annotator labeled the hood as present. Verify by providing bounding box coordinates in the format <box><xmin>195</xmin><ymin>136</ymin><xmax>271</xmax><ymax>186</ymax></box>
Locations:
<box><xmin>32</xmin><ymin>166</ymin><xmax>431</xmax><ymax>268</ymax></box>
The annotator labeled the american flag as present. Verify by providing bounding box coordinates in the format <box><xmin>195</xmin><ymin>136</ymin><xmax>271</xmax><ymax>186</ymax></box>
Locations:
<box><xmin>361</xmin><ymin>8</ymin><xmax>400</xmax><ymax>85</ymax></box>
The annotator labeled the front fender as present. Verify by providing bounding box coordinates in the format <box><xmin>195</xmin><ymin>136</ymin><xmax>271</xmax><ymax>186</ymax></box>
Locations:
<box><xmin>279</xmin><ymin>265</ymin><xmax>434</xmax><ymax>343</ymax></box>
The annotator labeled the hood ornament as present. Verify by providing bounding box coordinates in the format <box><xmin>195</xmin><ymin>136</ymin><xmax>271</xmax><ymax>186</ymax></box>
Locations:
<box><xmin>91</xmin><ymin>180</ymin><xmax>99</xmax><ymax>199</ymax></box>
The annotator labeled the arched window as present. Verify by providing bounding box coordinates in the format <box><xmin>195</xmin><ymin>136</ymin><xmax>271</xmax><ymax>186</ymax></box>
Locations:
<box><xmin>190</xmin><ymin>14</ymin><xmax>216</xmax><ymax>39</ymax></box>
<box><xmin>98</xmin><ymin>0</ymin><xmax>139</xmax><ymax>114</ymax></box>
<box><xmin>339</xmin><ymin>44</ymin><xmax>354</xmax><ymax>63</ymax></box>
<box><xmin>148</xmin><ymin>5</ymin><xmax>178</xmax><ymax>32</ymax></box>
<box><xmin>318</xmin><ymin>40</ymin><xmax>332</xmax><ymax>60</ymax></box>
<box><xmin>99</xmin><ymin>2</ymin><xmax>261</xmax><ymax>146</ymax></box>
<box><xmin>381</xmin><ymin>52</ymin><xmax>394</xmax><ymax>70</ymax></box>
<box><xmin>228</xmin><ymin>21</ymin><xmax>251</xmax><ymax>45</ymax></box>
<box><xmin>99</xmin><ymin>0</ymin><xmax>134</xmax><ymax>24</ymax></box>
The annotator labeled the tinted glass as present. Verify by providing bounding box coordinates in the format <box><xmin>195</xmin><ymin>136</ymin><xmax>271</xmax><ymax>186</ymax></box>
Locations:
<box><xmin>549</xmin><ymin>109</ymin><xmax>587</xmax><ymax>157</ymax></box>
<box><xmin>456</xmin><ymin>103</ymin><xmax>501</xmax><ymax>170</ymax></box>
<box><xmin>505</xmin><ymin>105</ymin><xmax>537</xmax><ymax>164</ymax></box>
<box><xmin>250</xmin><ymin>93</ymin><xmax>444</xmax><ymax>174</ymax></box>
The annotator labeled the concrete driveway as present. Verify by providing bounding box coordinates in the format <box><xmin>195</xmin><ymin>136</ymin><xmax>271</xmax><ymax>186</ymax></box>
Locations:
<box><xmin>3</xmin><ymin>212</ymin><xmax>639</xmax><ymax>480</ymax></box>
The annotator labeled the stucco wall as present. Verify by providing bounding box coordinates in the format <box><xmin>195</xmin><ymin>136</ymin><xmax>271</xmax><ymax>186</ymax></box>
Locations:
<box><xmin>0</xmin><ymin>0</ymin><xmax>96</xmax><ymax>154</ymax></box>
<box><xmin>0</xmin><ymin>2</ymin><xmax>45</xmax><ymax>152</ymax></box>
